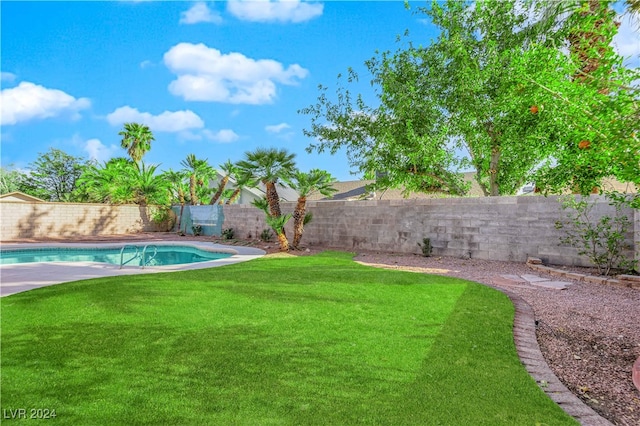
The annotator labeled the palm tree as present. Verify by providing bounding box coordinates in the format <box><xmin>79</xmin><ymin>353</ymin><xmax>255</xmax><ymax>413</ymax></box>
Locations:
<box><xmin>163</xmin><ymin>169</ymin><xmax>189</xmax><ymax>231</ymax></box>
<box><xmin>180</xmin><ymin>154</ymin><xmax>213</xmax><ymax>205</ymax></box>
<box><xmin>226</xmin><ymin>170</ymin><xmax>252</xmax><ymax>205</ymax></box>
<box><xmin>130</xmin><ymin>162</ymin><xmax>169</xmax><ymax>206</ymax></box>
<box><xmin>217</xmin><ymin>188</ymin><xmax>235</xmax><ymax>205</ymax></box>
<box><xmin>77</xmin><ymin>157</ymin><xmax>136</xmax><ymax>204</ymax></box>
<box><xmin>210</xmin><ymin>160</ymin><xmax>236</xmax><ymax>205</ymax></box>
<box><xmin>236</xmin><ymin>147</ymin><xmax>296</xmax><ymax>217</ymax></box>
<box><xmin>266</xmin><ymin>214</ymin><xmax>293</xmax><ymax>251</ymax></box>
<box><xmin>290</xmin><ymin>169</ymin><xmax>337</xmax><ymax>248</ymax></box>
<box><xmin>236</xmin><ymin>147</ymin><xmax>296</xmax><ymax>251</ymax></box>
<box><xmin>163</xmin><ymin>169</ymin><xmax>188</xmax><ymax>206</ymax></box>
<box><xmin>119</xmin><ymin>123</ymin><xmax>155</xmax><ymax>164</ymax></box>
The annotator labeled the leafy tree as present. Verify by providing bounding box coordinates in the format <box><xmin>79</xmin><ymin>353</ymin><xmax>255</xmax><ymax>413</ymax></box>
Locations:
<box><xmin>77</xmin><ymin>157</ymin><xmax>170</xmax><ymax>205</ymax></box>
<box><xmin>119</xmin><ymin>122</ymin><xmax>155</xmax><ymax>164</ymax></box>
<box><xmin>290</xmin><ymin>169</ymin><xmax>337</xmax><ymax>248</ymax></box>
<box><xmin>523</xmin><ymin>0</ymin><xmax>640</xmax><ymax>197</ymax></box>
<box><xmin>20</xmin><ymin>148</ymin><xmax>90</xmax><ymax>201</ymax></box>
<box><xmin>0</xmin><ymin>166</ymin><xmax>27</xmax><ymax>195</ymax></box>
<box><xmin>301</xmin><ymin>0</ymin><xmax>638</xmax><ymax>197</ymax></box>
<box><xmin>236</xmin><ymin>147</ymin><xmax>297</xmax><ymax>251</ymax></box>
<box><xmin>180</xmin><ymin>154</ymin><xmax>214</xmax><ymax>205</ymax></box>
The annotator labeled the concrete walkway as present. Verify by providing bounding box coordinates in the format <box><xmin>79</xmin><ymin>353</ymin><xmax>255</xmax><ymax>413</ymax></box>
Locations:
<box><xmin>0</xmin><ymin>241</ymin><xmax>265</xmax><ymax>297</ymax></box>
<box><xmin>493</xmin><ymin>273</ymin><xmax>573</xmax><ymax>290</ymax></box>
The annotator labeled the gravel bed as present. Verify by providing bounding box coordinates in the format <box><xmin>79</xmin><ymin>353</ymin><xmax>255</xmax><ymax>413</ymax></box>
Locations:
<box><xmin>352</xmin><ymin>250</ymin><xmax>640</xmax><ymax>426</ymax></box>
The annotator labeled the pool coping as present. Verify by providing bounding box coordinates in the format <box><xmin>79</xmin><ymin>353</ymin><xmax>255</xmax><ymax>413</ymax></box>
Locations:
<box><xmin>0</xmin><ymin>241</ymin><xmax>265</xmax><ymax>297</ymax></box>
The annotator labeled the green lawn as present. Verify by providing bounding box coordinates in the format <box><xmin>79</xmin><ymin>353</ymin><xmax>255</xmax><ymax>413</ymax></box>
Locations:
<box><xmin>1</xmin><ymin>251</ymin><xmax>576</xmax><ymax>425</ymax></box>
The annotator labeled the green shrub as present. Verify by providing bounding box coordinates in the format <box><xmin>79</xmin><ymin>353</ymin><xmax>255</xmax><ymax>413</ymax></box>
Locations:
<box><xmin>555</xmin><ymin>193</ymin><xmax>636</xmax><ymax>275</ymax></box>
<box><xmin>260</xmin><ymin>228</ymin><xmax>273</xmax><ymax>242</ymax></box>
<box><xmin>222</xmin><ymin>228</ymin><xmax>235</xmax><ymax>240</ymax></box>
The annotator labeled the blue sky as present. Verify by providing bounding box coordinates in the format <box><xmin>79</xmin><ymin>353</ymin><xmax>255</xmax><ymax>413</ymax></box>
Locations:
<box><xmin>1</xmin><ymin>1</ymin><xmax>639</xmax><ymax>182</ymax></box>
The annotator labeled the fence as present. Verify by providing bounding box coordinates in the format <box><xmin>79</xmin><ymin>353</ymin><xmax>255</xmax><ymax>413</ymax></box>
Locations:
<box><xmin>1</xmin><ymin>196</ymin><xmax>637</xmax><ymax>269</ymax></box>
<box><xmin>0</xmin><ymin>201</ymin><xmax>174</xmax><ymax>240</ymax></box>
<box><xmin>222</xmin><ymin>195</ymin><xmax>639</xmax><ymax>268</ymax></box>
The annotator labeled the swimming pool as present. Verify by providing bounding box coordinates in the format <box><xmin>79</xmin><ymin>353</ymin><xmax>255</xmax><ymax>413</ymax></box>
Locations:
<box><xmin>0</xmin><ymin>245</ymin><xmax>232</xmax><ymax>267</ymax></box>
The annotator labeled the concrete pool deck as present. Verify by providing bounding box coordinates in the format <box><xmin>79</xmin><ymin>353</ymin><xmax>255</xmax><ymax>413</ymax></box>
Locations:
<box><xmin>0</xmin><ymin>241</ymin><xmax>265</xmax><ymax>297</ymax></box>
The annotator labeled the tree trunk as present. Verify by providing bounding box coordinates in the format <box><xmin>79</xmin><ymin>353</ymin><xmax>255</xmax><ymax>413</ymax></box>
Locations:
<box><xmin>568</xmin><ymin>0</ymin><xmax>618</xmax><ymax>95</ymax></box>
<box><xmin>489</xmin><ymin>146</ymin><xmax>501</xmax><ymax>196</ymax></box>
<box><xmin>227</xmin><ymin>188</ymin><xmax>241</xmax><ymax>204</ymax></box>
<box><xmin>210</xmin><ymin>176</ymin><xmax>229</xmax><ymax>205</ymax></box>
<box><xmin>292</xmin><ymin>196</ymin><xmax>306</xmax><ymax>248</ymax></box>
<box><xmin>189</xmin><ymin>175</ymin><xmax>198</xmax><ymax>205</ymax></box>
<box><xmin>276</xmin><ymin>231</ymin><xmax>290</xmax><ymax>252</ymax></box>
<box><xmin>265</xmin><ymin>182</ymin><xmax>282</xmax><ymax>217</ymax></box>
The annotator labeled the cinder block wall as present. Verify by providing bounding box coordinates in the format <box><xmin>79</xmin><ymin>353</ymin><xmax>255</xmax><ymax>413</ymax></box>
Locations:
<box><xmin>0</xmin><ymin>202</ymin><xmax>172</xmax><ymax>240</ymax></box>
<box><xmin>222</xmin><ymin>195</ymin><xmax>638</xmax><ymax>268</ymax></box>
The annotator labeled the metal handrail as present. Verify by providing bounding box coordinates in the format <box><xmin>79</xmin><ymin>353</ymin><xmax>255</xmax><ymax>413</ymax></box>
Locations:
<box><xmin>119</xmin><ymin>245</ymin><xmax>140</xmax><ymax>269</ymax></box>
<box><xmin>141</xmin><ymin>245</ymin><xmax>158</xmax><ymax>269</ymax></box>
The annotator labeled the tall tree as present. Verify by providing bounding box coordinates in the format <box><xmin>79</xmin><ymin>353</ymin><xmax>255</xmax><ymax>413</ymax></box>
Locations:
<box><xmin>236</xmin><ymin>147</ymin><xmax>296</xmax><ymax>251</ymax></box>
<box><xmin>77</xmin><ymin>157</ymin><xmax>137</xmax><ymax>204</ymax></box>
<box><xmin>301</xmin><ymin>0</ymin><xmax>638</xmax><ymax>197</ymax></box>
<box><xmin>290</xmin><ymin>169</ymin><xmax>337</xmax><ymax>249</ymax></box>
<box><xmin>226</xmin><ymin>170</ymin><xmax>252</xmax><ymax>205</ymax></box>
<box><xmin>20</xmin><ymin>148</ymin><xmax>90</xmax><ymax>201</ymax></box>
<box><xmin>130</xmin><ymin>162</ymin><xmax>170</xmax><ymax>206</ymax></box>
<box><xmin>180</xmin><ymin>154</ymin><xmax>213</xmax><ymax>205</ymax></box>
<box><xmin>523</xmin><ymin>0</ymin><xmax>639</xmax><ymax>196</ymax></box>
<box><xmin>0</xmin><ymin>166</ymin><xmax>27</xmax><ymax>195</ymax></box>
<box><xmin>119</xmin><ymin>122</ymin><xmax>155</xmax><ymax>164</ymax></box>
<box><xmin>209</xmin><ymin>160</ymin><xmax>236</xmax><ymax>205</ymax></box>
<box><xmin>77</xmin><ymin>158</ymin><xmax>169</xmax><ymax>206</ymax></box>
<box><xmin>162</xmin><ymin>169</ymin><xmax>189</xmax><ymax>231</ymax></box>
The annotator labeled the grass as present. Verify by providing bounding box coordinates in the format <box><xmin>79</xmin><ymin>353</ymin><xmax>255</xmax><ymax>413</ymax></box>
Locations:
<box><xmin>1</xmin><ymin>251</ymin><xmax>576</xmax><ymax>425</ymax></box>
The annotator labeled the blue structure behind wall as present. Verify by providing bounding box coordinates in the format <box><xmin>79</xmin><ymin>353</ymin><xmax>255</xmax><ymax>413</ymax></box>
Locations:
<box><xmin>171</xmin><ymin>205</ymin><xmax>224</xmax><ymax>237</ymax></box>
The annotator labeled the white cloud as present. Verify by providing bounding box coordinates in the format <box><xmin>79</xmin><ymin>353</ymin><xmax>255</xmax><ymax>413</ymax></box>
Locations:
<box><xmin>163</xmin><ymin>42</ymin><xmax>308</xmax><ymax>104</ymax></box>
<box><xmin>227</xmin><ymin>0</ymin><xmax>323</xmax><ymax>23</ymax></box>
<box><xmin>139</xmin><ymin>60</ymin><xmax>154</xmax><ymax>69</ymax></box>
<box><xmin>265</xmin><ymin>122</ymin><xmax>291</xmax><ymax>133</ymax></box>
<box><xmin>83</xmin><ymin>138</ymin><xmax>120</xmax><ymax>163</ymax></box>
<box><xmin>106</xmin><ymin>106</ymin><xmax>205</xmax><ymax>132</ymax></box>
<box><xmin>0</xmin><ymin>81</ymin><xmax>90</xmax><ymax>126</ymax></box>
<box><xmin>1</xmin><ymin>72</ymin><xmax>16</xmax><ymax>82</ymax></box>
<box><xmin>203</xmin><ymin>129</ymin><xmax>240</xmax><ymax>143</ymax></box>
<box><xmin>180</xmin><ymin>2</ymin><xmax>223</xmax><ymax>24</ymax></box>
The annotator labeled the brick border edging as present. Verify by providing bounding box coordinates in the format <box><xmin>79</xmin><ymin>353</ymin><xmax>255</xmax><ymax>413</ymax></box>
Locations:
<box><xmin>496</xmin><ymin>288</ymin><xmax>614</xmax><ymax>426</ymax></box>
<box><xmin>526</xmin><ymin>261</ymin><xmax>640</xmax><ymax>289</ymax></box>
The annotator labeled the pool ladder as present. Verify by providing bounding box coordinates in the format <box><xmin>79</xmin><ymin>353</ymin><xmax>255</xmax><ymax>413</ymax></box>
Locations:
<box><xmin>119</xmin><ymin>245</ymin><xmax>158</xmax><ymax>269</ymax></box>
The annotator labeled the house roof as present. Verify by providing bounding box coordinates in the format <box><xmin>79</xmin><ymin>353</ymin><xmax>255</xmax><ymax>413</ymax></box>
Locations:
<box><xmin>308</xmin><ymin>172</ymin><xmax>486</xmax><ymax>201</ymax></box>
<box><xmin>211</xmin><ymin>170</ymin><xmax>299</xmax><ymax>202</ymax></box>
<box><xmin>0</xmin><ymin>191</ymin><xmax>46</xmax><ymax>202</ymax></box>
<box><xmin>308</xmin><ymin>173</ymin><xmax>637</xmax><ymax>201</ymax></box>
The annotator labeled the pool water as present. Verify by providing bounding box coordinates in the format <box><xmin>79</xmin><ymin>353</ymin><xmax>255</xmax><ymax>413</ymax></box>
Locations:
<box><xmin>0</xmin><ymin>246</ymin><xmax>232</xmax><ymax>267</ymax></box>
